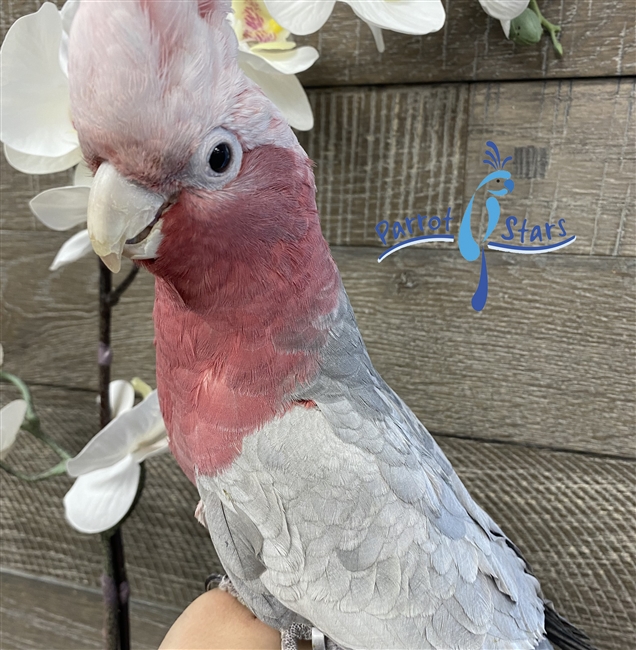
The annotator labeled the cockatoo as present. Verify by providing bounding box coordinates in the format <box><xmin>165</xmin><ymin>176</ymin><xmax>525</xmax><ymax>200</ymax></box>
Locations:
<box><xmin>68</xmin><ymin>1</ymin><xmax>594</xmax><ymax>648</ymax></box>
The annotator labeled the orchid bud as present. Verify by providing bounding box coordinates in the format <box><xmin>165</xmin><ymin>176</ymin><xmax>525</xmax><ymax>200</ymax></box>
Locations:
<box><xmin>509</xmin><ymin>8</ymin><xmax>543</xmax><ymax>46</ymax></box>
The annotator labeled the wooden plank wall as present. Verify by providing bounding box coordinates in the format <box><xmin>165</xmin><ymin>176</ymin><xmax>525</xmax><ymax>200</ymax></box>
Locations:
<box><xmin>1</xmin><ymin>1</ymin><xmax>635</xmax><ymax>649</ymax></box>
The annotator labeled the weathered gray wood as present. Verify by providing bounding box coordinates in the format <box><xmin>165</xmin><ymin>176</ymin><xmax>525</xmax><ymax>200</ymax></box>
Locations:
<box><xmin>294</xmin><ymin>79</ymin><xmax>636</xmax><ymax>253</ymax></box>
<box><xmin>296</xmin><ymin>0</ymin><xmax>636</xmax><ymax>86</ymax></box>
<box><xmin>1</xmin><ymin>384</ymin><xmax>634</xmax><ymax>649</ymax></box>
<box><xmin>0</xmin><ymin>570</ymin><xmax>180</xmax><ymax>650</ymax></box>
<box><xmin>2</xmin><ymin>237</ymin><xmax>633</xmax><ymax>456</ymax></box>
<box><xmin>464</xmin><ymin>78</ymin><xmax>636</xmax><ymax>257</ymax></box>
<box><xmin>297</xmin><ymin>84</ymin><xmax>469</xmax><ymax>246</ymax></box>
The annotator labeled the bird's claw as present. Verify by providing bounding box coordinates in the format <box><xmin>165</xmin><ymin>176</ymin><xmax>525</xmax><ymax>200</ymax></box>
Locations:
<box><xmin>204</xmin><ymin>572</ymin><xmax>224</xmax><ymax>591</ymax></box>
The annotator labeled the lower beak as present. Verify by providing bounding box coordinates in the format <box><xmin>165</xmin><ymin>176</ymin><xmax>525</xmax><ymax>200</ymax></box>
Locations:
<box><xmin>87</xmin><ymin>163</ymin><xmax>166</xmax><ymax>273</ymax></box>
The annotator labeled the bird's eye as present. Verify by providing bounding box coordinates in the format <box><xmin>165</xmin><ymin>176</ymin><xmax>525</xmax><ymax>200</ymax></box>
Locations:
<box><xmin>209</xmin><ymin>143</ymin><xmax>231</xmax><ymax>173</ymax></box>
<box><xmin>496</xmin><ymin>179</ymin><xmax>500</xmax><ymax>183</ymax></box>
<box><xmin>189</xmin><ymin>127</ymin><xmax>242</xmax><ymax>190</ymax></box>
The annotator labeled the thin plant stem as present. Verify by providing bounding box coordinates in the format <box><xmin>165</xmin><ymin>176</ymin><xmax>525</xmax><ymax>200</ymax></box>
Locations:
<box><xmin>0</xmin><ymin>371</ymin><xmax>71</xmax><ymax>461</ymax></box>
<box><xmin>529</xmin><ymin>0</ymin><xmax>563</xmax><ymax>56</ymax></box>
<box><xmin>0</xmin><ymin>371</ymin><xmax>36</xmax><ymax>420</ymax></box>
<box><xmin>98</xmin><ymin>258</ymin><xmax>132</xmax><ymax>650</ymax></box>
<box><xmin>108</xmin><ymin>265</ymin><xmax>140</xmax><ymax>308</ymax></box>
<box><xmin>100</xmin><ymin>532</ymin><xmax>119</xmax><ymax>650</ymax></box>
<box><xmin>0</xmin><ymin>459</ymin><xmax>67</xmax><ymax>482</ymax></box>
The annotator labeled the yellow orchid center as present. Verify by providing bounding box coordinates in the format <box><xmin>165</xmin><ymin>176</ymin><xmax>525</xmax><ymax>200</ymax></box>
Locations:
<box><xmin>232</xmin><ymin>0</ymin><xmax>295</xmax><ymax>50</ymax></box>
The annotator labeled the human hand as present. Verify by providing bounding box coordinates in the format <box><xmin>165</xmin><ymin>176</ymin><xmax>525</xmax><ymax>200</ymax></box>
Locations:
<box><xmin>159</xmin><ymin>588</ymin><xmax>282</xmax><ymax>649</ymax></box>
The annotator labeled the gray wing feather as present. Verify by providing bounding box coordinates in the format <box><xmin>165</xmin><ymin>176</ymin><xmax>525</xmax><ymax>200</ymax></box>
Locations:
<box><xmin>200</xmin><ymin>492</ymin><xmax>309</xmax><ymax>630</ymax></box>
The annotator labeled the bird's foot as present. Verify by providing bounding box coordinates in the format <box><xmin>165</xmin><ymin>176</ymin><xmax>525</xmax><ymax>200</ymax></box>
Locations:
<box><xmin>280</xmin><ymin>624</ymin><xmax>349</xmax><ymax>650</ymax></box>
<box><xmin>280</xmin><ymin>623</ymin><xmax>312</xmax><ymax>650</ymax></box>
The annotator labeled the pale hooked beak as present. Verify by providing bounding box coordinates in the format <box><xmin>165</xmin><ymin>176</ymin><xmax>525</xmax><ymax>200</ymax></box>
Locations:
<box><xmin>87</xmin><ymin>162</ymin><xmax>169</xmax><ymax>273</ymax></box>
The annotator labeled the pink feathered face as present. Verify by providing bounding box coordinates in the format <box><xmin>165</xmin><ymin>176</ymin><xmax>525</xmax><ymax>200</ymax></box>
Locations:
<box><xmin>143</xmin><ymin>143</ymin><xmax>323</xmax><ymax>302</ymax></box>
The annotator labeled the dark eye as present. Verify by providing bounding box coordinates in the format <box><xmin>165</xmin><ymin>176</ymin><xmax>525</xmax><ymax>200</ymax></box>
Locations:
<box><xmin>209</xmin><ymin>143</ymin><xmax>231</xmax><ymax>173</ymax></box>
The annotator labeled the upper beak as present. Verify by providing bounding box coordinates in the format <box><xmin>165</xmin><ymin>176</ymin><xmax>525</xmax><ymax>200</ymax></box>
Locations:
<box><xmin>87</xmin><ymin>162</ymin><xmax>166</xmax><ymax>273</ymax></box>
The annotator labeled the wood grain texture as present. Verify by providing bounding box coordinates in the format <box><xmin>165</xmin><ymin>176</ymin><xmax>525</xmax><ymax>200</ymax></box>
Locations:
<box><xmin>465</xmin><ymin>78</ymin><xmax>636</xmax><ymax>257</ymax></box>
<box><xmin>1</xmin><ymin>385</ymin><xmax>634</xmax><ymax>649</ymax></box>
<box><xmin>295</xmin><ymin>79</ymin><xmax>636</xmax><ymax>253</ymax></box>
<box><xmin>296</xmin><ymin>0</ymin><xmax>636</xmax><ymax>86</ymax></box>
<box><xmin>297</xmin><ymin>84</ymin><xmax>469</xmax><ymax>246</ymax></box>
<box><xmin>0</xmin><ymin>570</ymin><xmax>180</xmax><ymax>650</ymax></box>
<box><xmin>3</xmin><ymin>237</ymin><xmax>633</xmax><ymax>456</ymax></box>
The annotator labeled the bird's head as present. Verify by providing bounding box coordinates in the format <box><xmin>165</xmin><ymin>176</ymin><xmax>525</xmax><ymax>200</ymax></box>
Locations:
<box><xmin>69</xmin><ymin>0</ymin><xmax>309</xmax><ymax>283</ymax></box>
<box><xmin>476</xmin><ymin>170</ymin><xmax>515</xmax><ymax>197</ymax></box>
<box><xmin>478</xmin><ymin>141</ymin><xmax>514</xmax><ymax>196</ymax></box>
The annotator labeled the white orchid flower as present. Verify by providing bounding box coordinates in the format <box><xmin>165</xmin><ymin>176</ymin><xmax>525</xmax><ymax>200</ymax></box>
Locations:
<box><xmin>478</xmin><ymin>0</ymin><xmax>530</xmax><ymax>38</ymax></box>
<box><xmin>29</xmin><ymin>160</ymin><xmax>94</xmax><ymax>271</ymax></box>
<box><xmin>0</xmin><ymin>344</ymin><xmax>28</xmax><ymax>461</ymax></box>
<box><xmin>0</xmin><ymin>1</ymin><xmax>81</xmax><ymax>174</ymax></box>
<box><xmin>1</xmin><ymin>0</ymin><xmax>93</xmax><ymax>271</ymax></box>
<box><xmin>64</xmin><ymin>388</ymin><xmax>168</xmax><ymax>535</ymax></box>
<box><xmin>231</xmin><ymin>0</ymin><xmax>318</xmax><ymax>130</ymax></box>
<box><xmin>263</xmin><ymin>0</ymin><xmax>446</xmax><ymax>53</ymax></box>
<box><xmin>0</xmin><ymin>400</ymin><xmax>28</xmax><ymax>461</ymax></box>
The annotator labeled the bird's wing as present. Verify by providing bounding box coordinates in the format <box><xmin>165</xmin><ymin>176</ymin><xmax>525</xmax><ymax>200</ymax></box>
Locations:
<box><xmin>197</xmin><ymin>285</ymin><xmax>547</xmax><ymax>649</ymax></box>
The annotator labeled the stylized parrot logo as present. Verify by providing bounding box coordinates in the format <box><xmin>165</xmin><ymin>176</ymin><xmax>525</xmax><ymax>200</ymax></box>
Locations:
<box><xmin>459</xmin><ymin>141</ymin><xmax>514</xmax><ymax>311</ymax></box>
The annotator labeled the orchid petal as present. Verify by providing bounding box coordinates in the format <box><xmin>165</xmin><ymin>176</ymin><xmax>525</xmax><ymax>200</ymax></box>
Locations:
<box><xmin>30</xmin><ymin>186</ymin><xmax>90</xmax><ymax>231</ymax></box>
<box><xmin>367</xmin><ymin>22</ymin><xmax>385</xmax><ymax>53</ymax></box>
<box><xmin>249</xmin><ymin>40</ymin><xmax>296</xmax><ymax>52</ymax></box>
<box><xmin>3</xmin><ymin>143</ymin><xmax>82</xmax><ymax>175</ymax></box>
<box><xmin>63</xmin><ymin>455</ymin><xmax>140</xmax><ymax>534</ymax></box>
<box><xmin>0</xmin><ymin>400</ymin><xmax>27</xmax><ymax>460</ymax></box>
<box><xmin>132</xmin><ymin>436</ymin><xmax>170</xmax><ymax>463</ymax></box>
<box><xmin>501</xmin><ymin>19</ymin><xmax>512</xmax><ymax>38</ymax></box>
<box><xmin>263</xmin><ymin>0</ymin><xmax>336</xmax><ymax>35</ymax></box>
<box><xmin>345</xmin><ymin>0</ymin><xmax>445</xmax><ymax>35</ymax></box>
<box><xmin>110</xmin><ymin>380</ymin><xmax>135</xmax><ymax>418</ymax></box>
<box><xmin>241</xmin><ymin>63</ymin><xmax>314</xmax><ymax>131</ymax></box>
<box><xmin>73</xmin><ymin>160</ymin><xmax>94</xmax><ymax>187</ymax></box>
<box><xmin>0</xmin><ymin>3</ymin><xmax>78</xmax><ymax>158</ymax></box>
<box><xmin>59</xmin><ymin>0</ymin><xmax>81</xmax><ymax>76</ymax></box>
<box><xmin>49</xmin><ymin>229</ymin><xmax>93</xmax><ymax>271</ymax></box>
<box><xmin>242</xmin><ymin>46</ymin><xmax>319</xmax><ymax>75</ymax></box>
<box><xmin>479</xmin><ymin>0</ymin><xmax>529</xmax><ymax>21</ymax></box>
<box><xmin>66</xmin><ymin>391</ymin><xmax>162</xmax><ymax>477</ymax></box>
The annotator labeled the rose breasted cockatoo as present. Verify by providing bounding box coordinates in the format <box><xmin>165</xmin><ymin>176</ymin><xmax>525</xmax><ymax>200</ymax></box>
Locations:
<box><xmin>68</xmin><ymin>1</ymin><xmax>594</xmax><ymax>648</ymax></box>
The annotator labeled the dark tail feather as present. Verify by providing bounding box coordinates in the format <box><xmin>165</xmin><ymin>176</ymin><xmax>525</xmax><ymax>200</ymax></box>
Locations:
<box><xmin>544</xmin><ymin>600</ymin><xmax>597</xmax><ymax>650</ymax></box>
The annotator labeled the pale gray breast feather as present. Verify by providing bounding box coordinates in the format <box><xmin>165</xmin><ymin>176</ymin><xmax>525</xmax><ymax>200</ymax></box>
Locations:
<box><xmin>198</xmin><ymin>402</ymin><xmax>546</xmax><ymax>650</ymax></box>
